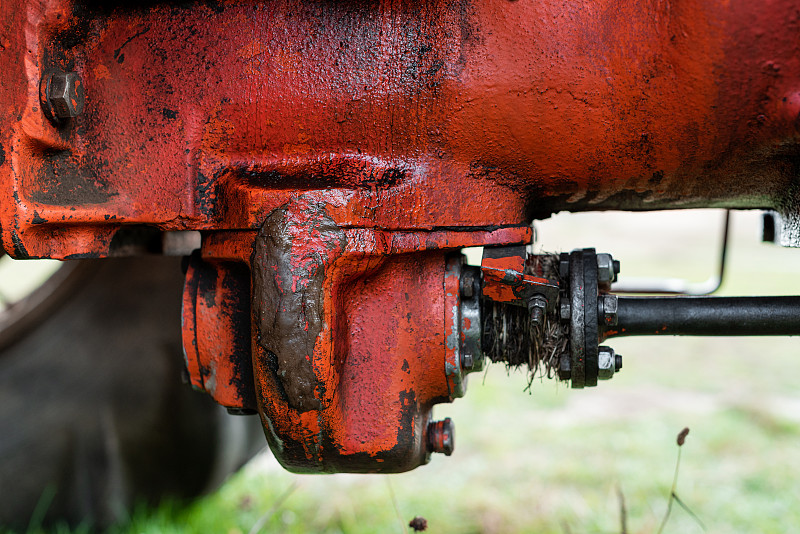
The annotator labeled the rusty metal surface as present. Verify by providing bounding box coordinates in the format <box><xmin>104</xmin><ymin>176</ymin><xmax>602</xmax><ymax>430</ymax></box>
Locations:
<box><xmin>182</xmin><ymin>254</ymin><xmax>256</xmax><ymax>411</ymax></box>
<box><xmin>1</xmin><ymin>0</ymin><xmax>799</xmax><ymax>473</ymax></box>
<box><xmin>1</xmin><ymin>0</ymin><xmax>799</xmax><ymax>258</ymax></box>
<box><xmin>178</xmin><ymin>200</ymin><xmax>530</xmax><ymax>471</ymax></box>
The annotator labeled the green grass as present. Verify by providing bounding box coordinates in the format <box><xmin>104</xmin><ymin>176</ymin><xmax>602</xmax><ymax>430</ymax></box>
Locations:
<box><xmin>68</xmin><ymin>379</ymin><xmax>799</xmax><ymax>534</ymax></box>
<box><xmin>10</xmin><ymin>210</ymin><xmax>800</xmax><ymax>533</ymax></box>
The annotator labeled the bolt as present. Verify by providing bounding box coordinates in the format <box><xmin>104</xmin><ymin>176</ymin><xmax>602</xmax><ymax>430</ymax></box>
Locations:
<box><xmin>558</xmin><ymin>252</ymin><xmax>570</xmax><ymax>279</ymax></box>
<box><xmin>558</xmin><ymin>354</ymin><xmax>572</xmax><ymax>381</ymax></box>
<box><xmin>597</xmin><ymin>346</ymin><xmax>617</xmax><ymax>380</ymax></box>
<box><xmin>460</xmin><ymin>269</ymin><xmax>474</xmax><ymax>298</ymax></box>
<box><xmin>528</xmin><ymin>294</ymin><xmax>548</xmax><ymax>328</ymax></box>
<box><xmin>427</xmin><ymin>417</ymin><xmax>455</xmax><ymax>456</ymax></box>
<box><xmin>461</xmin><ymin>352</ymin><xmax>474</xmax><ymax>370</ymax></box>
<box><xmin>598</xmin><ymin>294</ymin><xmax>618</xmax><ymax>326</ymax></box>
<box><xmin>42</xmin><ymin>71</ymin><xmax>85</xmax><ymax>121</ymax></box>
<box><xmin>596</xmin><ymin>253</ymin><xmax>617</xmax><ymax>284</ymax></box>
<box><xmin>530</xmin><ymin>307</ymin><xmax>544</xmax><ymax>327</ymax></box>
<box><xmin>615</xmin><ymin>353</ymin><xmax>623</xmax><ymax>371</ymax></box>
<box><xmin>559</xmin><ymin>301</ymin><xmax>571</xmax><ymax>321</ymax></box>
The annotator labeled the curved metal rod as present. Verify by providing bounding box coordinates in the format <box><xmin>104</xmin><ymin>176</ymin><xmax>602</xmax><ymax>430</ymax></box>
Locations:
<box><xmin>611</xmin><ymin>209</ymin><xmax>730</xmax><ymax>295</ymax></box>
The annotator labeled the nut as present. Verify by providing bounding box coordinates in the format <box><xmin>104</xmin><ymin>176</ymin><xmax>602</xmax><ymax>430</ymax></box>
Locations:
<box><xmin>559</xmin><ymin>301</ymin><xmax>571</xmax><ymax>321</ymax></box>
<box><xmin>596</xmin><ymin>253</ymin><xmax>617</xmax><ymax>284</ymax></box>
<box><xmin>558</xmin><ymin>355</ymin><xmax>572</xmax><ymax>381</ymax></box>
<box><xmin>599</xmin><ymin>294</ymin><xmax>618</xmax><ymax>326</ymax></box>
<box><xmin>528</xmin><ymin>295</ymin><xmax>548</xmax><ymax>327</ymax></box>
<box><xmin>558</xmin><ymin>252</ymin><xmax>570</xmax><ymax>279</ymax></box>
<box><xmin>43</xmin><ymin>71</ymin><xmax>85</xmax><ymax>121</ymax></box>
<box><xmin>597</xmin><ymin>346</ymin><xmax>617</xmax><ymax>380</ymax></box>
<box><xmin>427</xmin><ymin>418</ymin><xmax>455</xmax><ymax>456</ymax></box>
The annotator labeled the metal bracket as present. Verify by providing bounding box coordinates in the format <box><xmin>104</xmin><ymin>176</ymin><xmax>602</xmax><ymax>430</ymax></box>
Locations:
<box><xmin>480</xmin><ymin>245</ymin><xmax>559</xmax><ymax>310</ymax></box>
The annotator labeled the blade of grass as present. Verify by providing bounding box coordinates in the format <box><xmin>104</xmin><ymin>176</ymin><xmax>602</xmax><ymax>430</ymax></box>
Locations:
<box><xmin>247</xmin><ymin>482</ymin><xmax>298</xmax><ymax>534</ymax></box>
<box><xmin>386</xmin><ymin>477</ymin><xmax>409</xmax><ymax>534</ymax></box>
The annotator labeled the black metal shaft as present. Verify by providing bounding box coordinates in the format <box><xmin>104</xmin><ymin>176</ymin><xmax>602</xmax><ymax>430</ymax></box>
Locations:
<box><xmin>612</xmin><ymin>296</ymin><xmax>800</xmax><ymax>337</ymax></box>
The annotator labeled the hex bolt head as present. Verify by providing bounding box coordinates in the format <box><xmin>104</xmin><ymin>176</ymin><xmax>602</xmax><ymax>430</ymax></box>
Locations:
<box><xmin>597</xmin><ymin>346</ymin><xmax>617</xmax><ymax>380</ymax></box>
<box><xmin>528</xmin><ymin>295</ymin><xmax>548</xmax><ymax>328</ymax></box>
<box><xmin>558</xmin><ymin>253</ymin><xmax>570</xmax><ymax>279</ymax></box>
<box><xmin>427</xmin><ymin>417</ymin><xmax>455</xmax><ymax>456</ymax></box>
<box><xmin>461</xmin><ymin>352</ymin><xmax>474</xmax><ymax>371</ymax></box>
<box><xmin>558</xmin><ymin>354</ymin><xmax>572</xmax><ymax>381</ymax></box>
<box><xmin>41</xmin><ymin>71</ymin><xmax>85</xmax><ymax>122</ymax></box>
<box><xmin>599</xmin><ymin>294</ymin><xmax>618</xmax><ymax>326</ymax></box>
<box><xmin>596</xmin><ymin>253</ymin><xmax>617</xmax><ymax>284</ymax></box>
<box><xmin>530</xmin><ymin>307</ymin><xmax>544</xmax><ymax>328</ymax></box>
<box><xmin>559</xmin><ymin>301</ymin><xmax>571</xmax><ymax>321</ymax></box>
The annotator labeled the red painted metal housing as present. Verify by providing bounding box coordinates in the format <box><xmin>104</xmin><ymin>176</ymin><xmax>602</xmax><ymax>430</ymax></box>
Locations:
<box><xmin>185</xmin><ymin>215</ymin><xmax>529</xmax><ymax>472</ymax></box>
<box><xmin>0</xmin><ymin>0</ymin><xmax>798</xmax><ymax>472</ymax></box>
<box><xmin>1</xmin><ymin>0</ymin><xmax>799</xmax><ymax>258</ymax></box>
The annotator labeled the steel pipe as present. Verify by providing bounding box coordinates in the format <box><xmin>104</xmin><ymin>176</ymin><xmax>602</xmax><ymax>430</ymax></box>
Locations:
<box><xmin>611</xmin><ymin>296</ymin><xmax>800</xmax><ymax>337</ymax></box>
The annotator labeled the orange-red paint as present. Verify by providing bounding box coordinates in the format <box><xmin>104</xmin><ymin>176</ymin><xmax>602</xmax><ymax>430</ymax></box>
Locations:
<box><xmin>0</xmin><ymin>0</ymin><xmax>798</xmax><ymax>473</ymax></box>
<box><xmin>182</xmin><ymin>220</ymin><xmax>529</xmax><ymax>472</ymax></box>
<box><xmin>1</xmin><ymin>0</ymin><xmax>799</xmax><ymax>258</ymax></box>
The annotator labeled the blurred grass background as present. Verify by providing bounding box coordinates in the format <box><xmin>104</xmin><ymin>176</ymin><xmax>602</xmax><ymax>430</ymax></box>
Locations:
<box><xmin>15</xmin><ymin>210</ymin><xmax>800</xmax><ymax>533</ymax></box>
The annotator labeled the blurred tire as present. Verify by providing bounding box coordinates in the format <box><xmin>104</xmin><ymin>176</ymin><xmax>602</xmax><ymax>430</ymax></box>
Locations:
<box><xmin>0</xmin><ymin>256</ymin><xmax>264</xmax><ymax>529</ymax></box>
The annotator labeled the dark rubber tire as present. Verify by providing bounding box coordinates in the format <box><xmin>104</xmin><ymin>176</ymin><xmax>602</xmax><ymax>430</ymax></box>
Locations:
<box><xmin>0</xmin><ymin>256</ymin><xmax>263</xmax><ymax>530</ymax></box>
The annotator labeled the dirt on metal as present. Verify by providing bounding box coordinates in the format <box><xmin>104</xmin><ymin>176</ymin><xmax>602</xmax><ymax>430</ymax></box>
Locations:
<box><xmin>1</xmin><ymin>0</ymin><xmax>798</xmax><ymax>474</ymax></box>
<box><xmin>482</xmin><ymin>253</ymin><xmax>568</xmax><ymax>385</ymax></box>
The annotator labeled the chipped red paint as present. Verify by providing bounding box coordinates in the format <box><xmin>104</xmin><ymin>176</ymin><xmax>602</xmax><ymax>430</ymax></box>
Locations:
<box><xmin>2</xmin><ymin>0</ymin><xmax>800</xmax><ymax>258</ymax></box>
<box><xmin>481</xmin><ymin>269</ymin><xmax>558</xmax><ymax>305</ymax></box>
<box><xmin>480</xmin><ymin>247</ymin><xmax>559</xmax><ymax>305</ymax></box>
<box><xmin>245</xmin><ymin>207</ymin><xmax>532</xmax><ymax>472</ymax></box>
<box><xmin>1</xmin><ymin>0</ymin><xmax>799</xmax><ymax>472</ymax></box>
<box><xmin>481</xmin><ymin>255</ymin><xmax>526</xmax><ymax>274</ymax></box>
<box><xmin>182</xmin><ymin>211</ymin><xmax>529</xmax><ymax>472</ymax></box>
<box><xmin>182</xmin><ymin>255</ymin><xmax>256</xmax><ymax>411</ymax></box>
